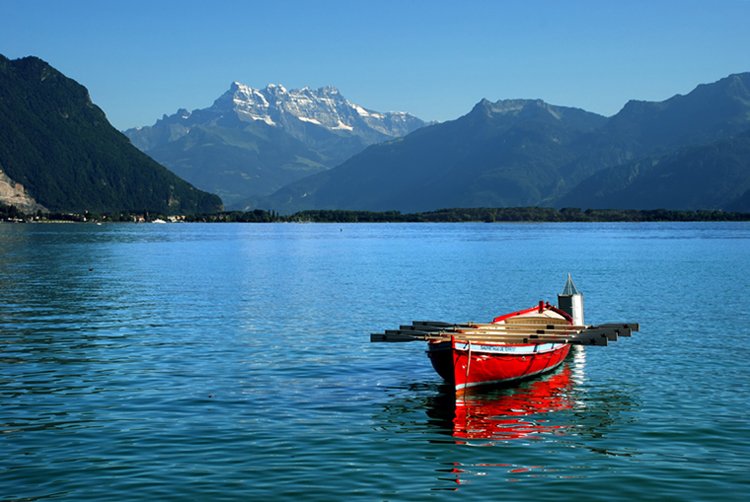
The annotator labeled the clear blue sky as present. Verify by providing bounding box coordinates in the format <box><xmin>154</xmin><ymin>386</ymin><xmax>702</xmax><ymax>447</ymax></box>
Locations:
<box><xmin>2</xmin><ymin>0</ymin><xmax>749</xmax><ymax>130</ymax></box>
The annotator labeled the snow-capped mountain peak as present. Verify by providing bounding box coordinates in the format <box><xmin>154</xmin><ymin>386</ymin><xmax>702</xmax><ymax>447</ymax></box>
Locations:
<box><xmin>122</xmin><ymin>81</ymin><xmax>427</xmax><ymax>209</ymax></box>
<box><xmin>211</xmin><ymin>81</ymin><xmax>424</xmax><ymax>139</ymax></box>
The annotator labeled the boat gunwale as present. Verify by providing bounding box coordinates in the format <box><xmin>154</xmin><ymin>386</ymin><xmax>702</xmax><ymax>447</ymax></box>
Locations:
<box><xmin>492</xmin><ymin>302</ymin><xmax>573</xmax><ymax>324</ymax></box>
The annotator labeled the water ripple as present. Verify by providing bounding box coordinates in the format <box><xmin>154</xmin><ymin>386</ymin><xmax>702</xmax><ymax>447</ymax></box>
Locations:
<box><xmin>2</xmin><ymin>222</ymin><xmax>750</xmax><ymax>500</ymax></box>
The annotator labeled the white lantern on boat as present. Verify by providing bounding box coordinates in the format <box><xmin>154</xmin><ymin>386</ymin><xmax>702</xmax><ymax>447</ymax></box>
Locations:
<box><xmin>558</xmin><ymin>274</ymin><xmax>584</xmax><ymax>326</ymax></box>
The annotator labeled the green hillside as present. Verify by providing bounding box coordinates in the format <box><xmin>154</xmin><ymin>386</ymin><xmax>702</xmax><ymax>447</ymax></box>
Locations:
<box><xmin>0</xmin><ymin>55</ymin><xmax>222</xmax><ymax>213</ymax></box>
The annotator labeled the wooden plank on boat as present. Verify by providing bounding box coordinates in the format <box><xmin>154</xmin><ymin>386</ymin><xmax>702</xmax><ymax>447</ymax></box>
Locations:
<box><xmin>454</xmin><ymin>333</ymin><xmax>608</xmax><ymax>346</ymax></box>
<box><xmin>576</xmin><ymin>328</ymin><xmax>618</xmax><ymax>342</ymax></box>
<box><xmin>439</xmin><ymin>327</ymin><xmax>582</xmax><ymax>338</ymax></box>
<box><xmin>384</xmin><ymin>329</ymin><xmax>435</xmax><ymax>339</ymax></box>
<box><xmin>413</xmin><ymin>320</ymin><xmax>586</xmax><ymax>330</ymax></box>
<box><xmin>399</xmin><ymin>326</ymin><xmax>581</xmax><ymax>339</ymax></box>
<box><xmin>455</xmin><ymin>327</ymin><xmax>580</xmax><ymax>335</ymax></box>
<box><xmin>412</xmin><ymin>321</ymin><xmax>589</xmax><ymax>333</ymax></box>
<box><xmin>596</xmin><ymin>323</ymin><xmax>639</xmax><ymax>336</ymax></box>
<box><xmin>371</xmin><ymin>332</ymin><xmax>429</xmax><ymax>342</ymax></box>
<box><xmin>372</xmin><ymin>330</ymin><xmax>612</xmax><ymax>346</ymax></box>
<box><xmin>371</xmin><ymin>320</ymin><xmax>638</xmax><ymax>345</ymax></box>
<box><xmin>412</xmin><ymin>322</ymin><xmax>580</xmax><ymax>333</ymax></box>
<box><xmin>452</xmin><ymin>333</ymin><xmax>608</xmax><ymax>346</ymax></box>
<box><xmin>412</xmin><ymin>320</ymin><xmax>457</xmax><ymax>328</ymax></box>
<box><xmin>449</xmin><ymin>330</ymin><xmax>572</xmax><ymax>339</ymax></box>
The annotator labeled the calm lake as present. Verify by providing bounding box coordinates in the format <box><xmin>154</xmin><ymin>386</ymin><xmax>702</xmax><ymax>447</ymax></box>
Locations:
<box><xmin>1</xmin><ymin>222</ymin><xmax>749</xmax><ymax>500</ymax></box>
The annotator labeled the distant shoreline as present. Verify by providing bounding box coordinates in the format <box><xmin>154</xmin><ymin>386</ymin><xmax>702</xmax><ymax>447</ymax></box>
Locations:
<box><xmin>3</xmin><ymin>205</ymin><xmax>750</xmax><ymax>223</ymax></box>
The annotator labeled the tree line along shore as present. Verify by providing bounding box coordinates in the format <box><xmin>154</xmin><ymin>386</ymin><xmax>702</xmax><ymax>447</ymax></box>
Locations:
<box><xmin>2</xmin><ymin>204</ymin><xmax>750</xmax><ymax>223</ymax></box>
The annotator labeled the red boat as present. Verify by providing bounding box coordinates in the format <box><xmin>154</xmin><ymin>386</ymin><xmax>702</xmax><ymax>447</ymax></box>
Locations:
<box><xmin>371</xmin><ymin>275</ymin><xmax>638</xmax><ymax>393</ymax></box>
<box><xmin>426</xmin><ymin>302</ymin><xmax>574</xmax><ymax>392</ymax></box>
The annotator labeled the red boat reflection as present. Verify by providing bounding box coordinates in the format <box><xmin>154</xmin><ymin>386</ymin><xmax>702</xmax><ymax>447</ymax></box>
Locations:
<box><xmin>430</xmin><ymin>362</ymin><xmax>577</xmax><ymax>442</ymax></box>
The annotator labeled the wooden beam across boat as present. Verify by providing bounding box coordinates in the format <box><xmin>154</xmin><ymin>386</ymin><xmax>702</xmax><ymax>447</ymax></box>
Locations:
<box><xmin>411</xmin><ymin>321</ymin><xmax>583</xmax><ymax>333</ymax></box>
<box><xmin>412</xmin><ymin>320</ymin><xmax>637</xmax><ymax>332</ymax></box>
<box><xmin>371</xmin><ymin>331</ymin><xmax>611</xmax><ymax>346</ymax></box>
<box><xmin>409</xmin><ymin>322</ymin><xmax>580</xmax><ymax>331</ymax></box>
<box><xmin>410</xmin><ymin>320</ymin><xmax>638</xmax><ymax>336</ymax></box>
<box><xmin>371</xmin><ymin>321</ymin><xmax>639</xmax><ymax>346</ymax></box>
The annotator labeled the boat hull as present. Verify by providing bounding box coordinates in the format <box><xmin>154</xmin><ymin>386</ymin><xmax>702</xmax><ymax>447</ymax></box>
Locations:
<box><xmin>427</xmin><ymin>339</ymin><xmax>571</xmax><ymax>392</ymax></box>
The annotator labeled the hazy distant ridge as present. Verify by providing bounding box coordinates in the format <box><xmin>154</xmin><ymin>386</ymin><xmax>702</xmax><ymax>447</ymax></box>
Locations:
<box><xmin>261</xmin><ymin>72</ymin><xmax>750</xmax><ymax>213</ymax></box>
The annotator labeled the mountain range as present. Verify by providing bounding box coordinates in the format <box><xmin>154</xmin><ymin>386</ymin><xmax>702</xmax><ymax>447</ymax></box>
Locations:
<box><xmin>0</xmin><ymin>54</ymin><xmax>222</xmax><ymax>214</ymax></box>
<box><xmin>260</xmin><ymin>73</ymin><xmax>750</xmax><ymax>213</ymax></box>
<box><xmin>2</xmin><ymin>52</ymin><xmax>748</xmax><ymax>216</ymax></box>
<box><xmin>124</xmin><ymin>82</ymin><xmax>426</xmax><ymax>208</ymax></box>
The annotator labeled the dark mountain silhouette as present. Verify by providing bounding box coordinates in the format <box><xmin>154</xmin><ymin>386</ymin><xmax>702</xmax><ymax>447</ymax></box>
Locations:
<box><xmin>262</xmin><ymin>99</ymin><xmax>606</xmax><ymax>212</ymax></box>
<box><xmin>559</xmin><ymin>129</ymin><xmax>750</xmax><ymax>211</ymax></box>
<box><xmin>262</xmin><ymin>72</ymin><xmax>750</xmax><ymax>213</ymax></box>
<box><xmin>0</xmin><ymin>54</ymin><xmax>222</xmax><ymax>214</ymax></box>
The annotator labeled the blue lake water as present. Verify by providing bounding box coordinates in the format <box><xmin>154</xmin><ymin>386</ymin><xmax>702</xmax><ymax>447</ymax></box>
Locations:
<box><xmin>1</xmin><ymin>222</ymin><xmax>749</xmax><ymax>500</ymax></box>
